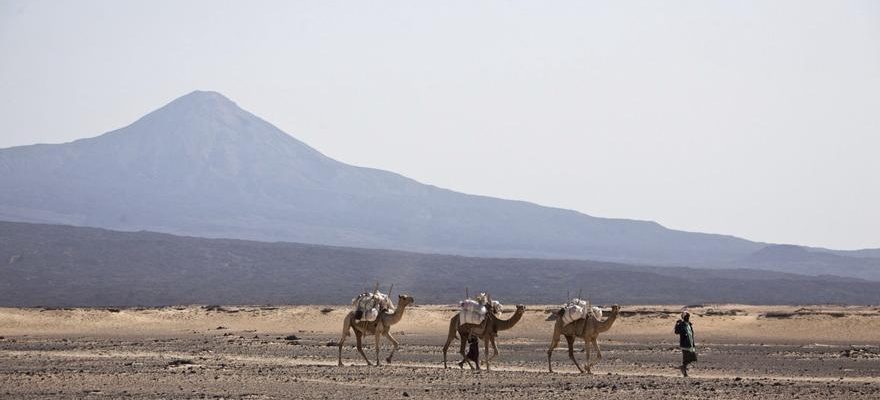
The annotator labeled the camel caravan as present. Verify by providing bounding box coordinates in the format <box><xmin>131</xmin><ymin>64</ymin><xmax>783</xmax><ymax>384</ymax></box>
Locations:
<box><xmin>337</xmin><ymin>285</ymin><xmax>620</xmax><ymax>374</ymax></box>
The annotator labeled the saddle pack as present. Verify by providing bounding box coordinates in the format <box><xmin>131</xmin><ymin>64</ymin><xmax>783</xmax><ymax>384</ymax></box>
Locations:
<box><xmin>351</xmin><ymin>291</ymin><xmax>394</xmax><ymax>322</ymax></box>
<box><xmin>560</xmin><ymin>298</ymin><xmax>602</xmax><ymax>325</ymax></box>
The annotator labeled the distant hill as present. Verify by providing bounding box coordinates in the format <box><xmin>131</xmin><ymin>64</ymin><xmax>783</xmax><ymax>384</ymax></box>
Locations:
<box><xmin>2</xmin><ymin>221</ymin><xmax>878</xmax><ymax>307</ymax></box>
<box><xmin>741</xmin><ymin>244</ymin><xmax>880</xmax><ymax>281</ymax></box>
<box><xmin>815</xmin><ymin>248</ymin><xmax>880</xmax><ymax>259</ymax></box>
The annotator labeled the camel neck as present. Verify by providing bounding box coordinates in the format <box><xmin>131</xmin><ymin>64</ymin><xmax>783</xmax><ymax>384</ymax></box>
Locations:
<box><xmin>388</xmin><ymin>302</ymin><xmax>409</xmax><ymax>325</ymax></box>
<box><xmin>597</xmin><ymin>309</ymin><xmax>619</xmax><ymax>333</ymax></box>
<box><xmin>494</xmin><ymin>309</ymin><xmax>525</xmax><ymax>331</ymax></box>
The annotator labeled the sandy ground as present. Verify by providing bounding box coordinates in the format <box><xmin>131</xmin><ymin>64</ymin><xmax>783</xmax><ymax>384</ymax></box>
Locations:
<box><xmin>1</xmin><ymin>304</ymin><xmax>879</xmax><ymax>399</ymax></box>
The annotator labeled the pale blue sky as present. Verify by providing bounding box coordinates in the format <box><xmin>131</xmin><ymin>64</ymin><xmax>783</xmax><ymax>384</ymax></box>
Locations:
<box><xmin>1</xmin><ymin>0</ymin><xmax>878</xmax><ymax>249</ymax></box>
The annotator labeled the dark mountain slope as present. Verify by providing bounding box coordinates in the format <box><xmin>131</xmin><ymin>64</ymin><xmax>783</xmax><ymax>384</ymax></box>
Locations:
<box><xmin>2</xmin><ymin>221</ymin><xmax>877</xmax><ymax>307</ymax></box>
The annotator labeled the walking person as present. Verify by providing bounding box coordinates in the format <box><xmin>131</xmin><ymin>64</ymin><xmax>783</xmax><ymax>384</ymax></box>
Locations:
<box><xmin>674</xmin><ymin>310</ymin><xmax>697</xmax><ymax>377</ymax></box>
<box><xmin>458</xmin><ymin>333</ymin><xmax>480</xmax><ymax>370</ymax></box>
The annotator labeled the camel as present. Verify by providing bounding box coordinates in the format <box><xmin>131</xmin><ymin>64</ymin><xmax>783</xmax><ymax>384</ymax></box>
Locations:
<box><xmin>442</xmin><ymin>304</ymin><xmax>526</xmax><ymax>371</ymax></box>
<box><xmin>337</xmin><ymin>294</ymin><xmax>414</xmax><ymax>366</ymax></box>
<box><xmin>547</xmin><ymin>304</ymin><xmax>620</xmax><ymax>374</ymax></box>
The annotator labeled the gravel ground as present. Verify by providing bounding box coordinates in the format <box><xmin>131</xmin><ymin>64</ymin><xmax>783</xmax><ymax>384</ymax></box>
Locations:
<box><xmin>2</xmin><ymin>329</ymin><xmax>879</xmax><ymax>399</ymax></box>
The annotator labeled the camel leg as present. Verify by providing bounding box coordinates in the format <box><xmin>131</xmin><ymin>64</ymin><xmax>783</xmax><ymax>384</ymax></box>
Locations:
<box><xmin>566</xmin><ymin>335</ymin><xmax>584</xmax><ymax>373</ymax></box>
<box><xmin>355</xmin><ymin>332</ymin><xmax>371</xmax><ymax>366</ymax></box>
<box><xmin>383</xmin><ymin>331</ymin><xmax>400</xmax><ymax>363</ymax></box>
<box><xmin>488</xmin><ymin>336</ymin><xmax>499</xmax><ymax>362</ymax></box>
<box><xmin>442</xmin><ymin>317</ymin><xmax>458</xmax><ymax>369</ymax></box>
<box><xmin>583</xmin><ymin>337</ymin><xmax>592</xmax><ymax>374</ymax></box>
<box><xmin>337</xmin><ymin>333</ymin><xmax>347</xmax><ymax>366</ymax></box>
<box><xmin>338</xmin><ymin>314</ymin><xmax>353</xmax><ymax>366</ymax></box>
<box><xmin>441</xmin><ymin>338</ymin><xmax>452</xmax><ymax>369</ymax></box>
<box><xmin>374</xmin><ymin>332</ymin><xmax>382</xmax><ymax>366</ymax></box>
<box><xmin>547</xmin><ymin>327</ymin><xmax>562</xmax><ymax>373</ymax></box>
<box><xmin>588</xmin><ymin>337</ymin><xmax>602</xmax><ymax>369</ymax></box>
<box><xmin>459</xmin><ymin>330</ymin><xmax>469</xmax><ymax>366</ymax></box>
<box><xmin>483</xmin><ymin>336</ymin><xmax>491</xmax><ymax>371</ymax></box>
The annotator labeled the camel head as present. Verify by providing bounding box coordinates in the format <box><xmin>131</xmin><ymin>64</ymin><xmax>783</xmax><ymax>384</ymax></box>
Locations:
<box><xmin>397</xmin><ymin>294</ymin><xmax>414</xmax><ymax>307</ymax></box>
<box><xmin>515</xmin><ymin>304</ymin><xmax>526</xmax><ymax>313</ymax></box>
<box><xmin>610</xmin><ymin>304</ymin><xmax>620</xmax><ymax>313</ymax></box>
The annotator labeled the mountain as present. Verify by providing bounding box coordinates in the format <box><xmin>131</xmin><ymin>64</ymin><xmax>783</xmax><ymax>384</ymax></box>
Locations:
<box><xmin>2</xmin><ymin>221</ymin><xmax>878</xmax><ymax>307</ymax></box>
<box><xmin>0</xmin><ymin>90</ymin><xmax>876</xmax><ymax>278</ymax></box>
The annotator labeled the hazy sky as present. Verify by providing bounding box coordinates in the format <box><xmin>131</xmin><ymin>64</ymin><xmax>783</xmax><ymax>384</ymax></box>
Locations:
<box><xmin>1</xmin><ymin>1</ymin><xmax>878</xmax><ymax>249</ymax></box>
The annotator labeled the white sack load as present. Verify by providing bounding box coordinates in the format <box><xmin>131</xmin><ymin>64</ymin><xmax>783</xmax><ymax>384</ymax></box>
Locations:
<box><xmin>375</xmin><ymin>291</ymin><xmax>395</xmax><ymax>314</ymax></box>
<box><xmin>363</xmin><ymin>307</ymin><xmax>379</xmax><ymax>322</ymax></box>
<box><xmin>561</xmin><ymin>304</ymin><xmax>585</xmax><ymax>325</ymax></box>
<box><xmin>590</xmin><ymin>306</ymin><xmax>603</xmax><ymax>320</ymax></box>
<box><xmin>351</xmin><ymin>292</ymin><xmax>373</xmax><ymax>312</ymax></box>
<box><xmin>489</xmin><ymin>300</ymin><xmax>503</xmax><ymax>315</ymax></box>
<box><xmin>459</xmin><ymin>298</ymin><xmax>488</xmax><ymax>325</ymax></box>
<box><xmin>561</xmin><ymin>298</ymin><xmax>603</xmax><ymax>325</ymax></box>
<box><xmin>351</xmin><ymin>290</ymin><xmax>395</xmax><ymax>321</ymax></box>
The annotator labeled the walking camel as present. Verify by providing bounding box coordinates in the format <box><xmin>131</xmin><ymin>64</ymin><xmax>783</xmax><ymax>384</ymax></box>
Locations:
<box><xmin>337</xmin><ymin>294</ymin><xmax>414</xmax><ymax>366</ymax></box>
<box><xmin>442</xmin><ymin>303</ymin><xmax>526</xmax><ymax>371</ymax></box>
<box><xmin>547</xmin><ymin>304</ymin><xmax>620</xmax><ymax>374</ymax></box>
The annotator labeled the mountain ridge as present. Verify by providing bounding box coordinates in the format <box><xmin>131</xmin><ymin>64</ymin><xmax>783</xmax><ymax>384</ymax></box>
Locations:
<box><xmin>1</xmin><ymin>91</ymin><xmax>876</xmax><ymax>277</ymax></box>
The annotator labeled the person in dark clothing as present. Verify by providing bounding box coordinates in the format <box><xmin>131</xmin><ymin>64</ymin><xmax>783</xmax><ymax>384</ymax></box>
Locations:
<box><xmin>674</xmin><ymin>311</ymin><xmax>697</xmax><ymax>377</ymax></box>
<box><xmin>458</xmin><ymin>334</ymin><xmax>480</xmax><ymax>370</ymax></box>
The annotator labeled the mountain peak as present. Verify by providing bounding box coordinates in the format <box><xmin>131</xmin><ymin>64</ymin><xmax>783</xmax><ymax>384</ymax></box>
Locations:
<box><xmin>87</xmin><ymin>89</ymin><xmax>333</xmax><ymax>180</ymax></box>
<box><xmin>117</xmin><ymin>90</ymin><xmax>270</xmax><ymax>144</ymax></box>
<box><xmin>176</xmin><ymin>90</ymin><xmax>235</xmax><ymax>105</ymax></box>
<box><xmin>154</xmin><ymin>90</ymin><xmax>241</xmax><ymax>117</ymax></box>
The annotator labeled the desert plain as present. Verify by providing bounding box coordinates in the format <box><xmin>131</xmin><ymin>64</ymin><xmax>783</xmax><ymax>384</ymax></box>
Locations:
<box><xmin>1</xmin><ymin>304</ymin><xmax>879</xmax><ymax>399</ymax></box>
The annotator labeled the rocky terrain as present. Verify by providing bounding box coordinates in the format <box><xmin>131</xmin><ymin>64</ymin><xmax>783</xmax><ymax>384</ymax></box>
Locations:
<box><xmin>2</xmin><ymin>304</ymin><xmax>879</xmax><ymax>399</ymax></box>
